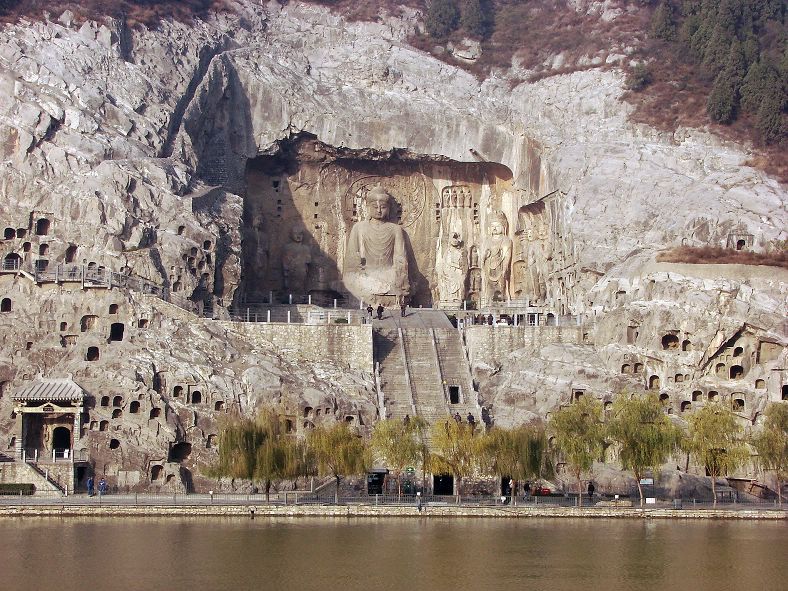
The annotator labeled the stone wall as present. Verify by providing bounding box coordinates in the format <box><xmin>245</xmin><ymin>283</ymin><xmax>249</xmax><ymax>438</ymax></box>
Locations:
<box><xmin>0</xmin><ymin>503</ymin><xmax>784</xmax><ymax>520</ymax></box>
<box><xmin>465</xmin><ymin>325</ymin><xmax>584</xmax><ymax>367</ymax></box>
<box><xmin>221</xmin><ymin>322</ymin><xmax>373</xmax><ymax>374</ymax></box>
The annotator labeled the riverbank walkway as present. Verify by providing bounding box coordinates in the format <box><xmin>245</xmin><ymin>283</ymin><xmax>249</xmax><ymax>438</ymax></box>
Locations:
<box><xmin>0</xmin><ymin>493</ymin><xmax>784</xmax><ymax>519</ymax></box>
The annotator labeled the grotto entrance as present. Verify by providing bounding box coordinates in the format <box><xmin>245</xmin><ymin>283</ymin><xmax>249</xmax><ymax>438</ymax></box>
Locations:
<box><xmin>433</xmin><ymin>474</ymin><xmax>454</xmax><ymax>496</ymax></box>
<box><xmin>238</xmin><ymin>135</ymin><xmax>520</xmax><ymax>310</ymax></box>
<box><xmin>52</xmin><ymin>427</ymin><xmax>71</xmax><ymax>450</ymax></box>
<box><xmin>12</xmin><ymin>378</ymin><xmax>85</xmax><ymax>462</ymax></box>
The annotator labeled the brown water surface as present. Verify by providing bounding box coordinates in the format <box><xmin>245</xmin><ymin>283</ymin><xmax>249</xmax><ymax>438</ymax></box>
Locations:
<box><xmin>0</xmin><ymin>517</ymin><xmax>785</xmax><ymax>590</ymax></box>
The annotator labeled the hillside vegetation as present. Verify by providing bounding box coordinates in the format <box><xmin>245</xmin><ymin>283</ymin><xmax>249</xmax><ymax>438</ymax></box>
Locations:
<box><xmin>0</xmin><ymin>0</ymin><xmax>226</xmax><ymax>26</ymax></box>
<box><xmin>0</xmin><ymin>0</ymin><xmax>785</xmax><ymax>176</ymax></box>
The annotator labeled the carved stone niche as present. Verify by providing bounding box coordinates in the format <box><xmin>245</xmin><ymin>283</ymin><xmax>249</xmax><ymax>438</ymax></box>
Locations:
<box><xmin>511</xmin><ymin>201</ymin><xmax>550</xmax><ymax>304</ymax></box>
<box><xmin>481</xmin><ymin>211</ymin><xmax>512</xmax><ymax>305</ymax></box>
<box><xmin>436</xmin><ymin>231</ymin><xmax>468</xmax><ymax>308</ymax></box>
<box><xmin>343</xmin><ymin>186</ymin><xmax>410</xmax><ymax>305</ymax></box>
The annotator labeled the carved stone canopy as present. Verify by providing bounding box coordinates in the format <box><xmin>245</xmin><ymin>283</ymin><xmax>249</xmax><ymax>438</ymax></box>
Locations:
<box><xmin>12</xmin><ymin>378</ymin><xmax>85</xmax><ymax>403</ymax></box>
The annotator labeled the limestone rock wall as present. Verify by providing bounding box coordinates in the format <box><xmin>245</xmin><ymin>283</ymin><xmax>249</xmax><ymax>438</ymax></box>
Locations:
<box><xmin>0</xmin><ymin>1</ymin><xmax>785</xmax><ymax>490</ymax></box>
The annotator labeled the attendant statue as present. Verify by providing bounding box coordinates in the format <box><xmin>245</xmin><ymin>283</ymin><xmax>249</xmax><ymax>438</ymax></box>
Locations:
<box><xmin>438</xmin><ymin>232</ymin><xmax>467</xmax><ymax>307</ymax></box>
<box><xmin>281</xmin><ymin>227</ymin><xmax>312</xmax><ymax>294</ymax></box>
<box><xmin>482</xmin><ymin>211</ymin><xmax>512</xmax><ymax>303</ymax></box>
<box><xmin>343</xmin><ymin>187</ymin><xmax>409</xmax><ymax>300</ymax></box>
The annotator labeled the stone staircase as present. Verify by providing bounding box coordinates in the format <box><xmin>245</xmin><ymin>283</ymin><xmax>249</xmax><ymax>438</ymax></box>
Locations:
<box><xmin>433</xmin><ymin>328</ymin><xmax>482</xmax><ymax>423</ymax></box>
<box><xmin>373</xmin><ymin>327</ymin><xmax>415</xmax><ymax>421</ymax></box>
<box><xmin>374</xmin><ymin>313</ymin><xmax>483</xmax><ymax>448</ymax></box>
<box><xmin>402</xmin><ymin>328</ymin><xmax>449</xmax><ymax>426</ymax></box>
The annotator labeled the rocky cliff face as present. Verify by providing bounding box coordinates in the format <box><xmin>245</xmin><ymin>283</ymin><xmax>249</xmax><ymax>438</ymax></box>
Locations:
<box><xmin>0</xmin><ymin>1</ymin><xmax>785</xmax><ymax>491</ymax></box>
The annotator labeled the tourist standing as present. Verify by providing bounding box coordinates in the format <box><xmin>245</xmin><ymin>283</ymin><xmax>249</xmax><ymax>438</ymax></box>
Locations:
<box><xmin>366</xmin><ymin>305</ymin><xmax>373</xmax><ymax>319</ymax></box>
<box><xmin>86</xmin><ymin>476</ymin><xmax>94</xmax><ymax>497</ymax></box>
<box><xmin>376</xmin><ymin>304</ymin><xmax>384</xmax><ymax>320</ymax></box>
<box><xmin>587</xmin><ymin>481</ymin><xmax>595</xmax><ymax>501</ymax></box>
<box><xmin>98</xmin><ymin>477</ymin><xmax>107</xmax><ymax>496</ymax></box>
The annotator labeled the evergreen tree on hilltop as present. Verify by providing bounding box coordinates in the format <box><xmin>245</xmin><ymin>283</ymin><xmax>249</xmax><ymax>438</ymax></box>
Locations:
<box><xmin>755</xmin><ymin>92</ymin><xmax>786</xmax><ymax>145</ymax></box>
<box><xmin>426</xmin><ymin>0</ymin><xmax>461</xmax><ymax>39</ymax></box>
<box><xmin>740</xmin><ymin>57</ymin><xmax>784</xmax><ymax>114</ymax></box>
<box><xmin>706</xmin><ymin>41</ymin><xmax>747</xmax><ymax>124</ymax></box>
<box><xmin>650</xmin><ymin>1</ymin><xmax>676</xmax><ymax>41</ymax></box>
<box><xmin>460</xmin><ymin>0</ymin><xmax>493</xmax><ymax>39</ymax></box>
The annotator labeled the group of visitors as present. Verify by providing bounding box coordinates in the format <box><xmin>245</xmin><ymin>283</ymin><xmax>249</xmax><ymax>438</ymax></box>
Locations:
<box><xmin>468</xmin><ymin>313</ymin><xmax>514</xmax><ymax>326</ymax></box>
<box><xmin>86</xmin><ymin>476</ymin><xmax>108</xmax><ymax>496</ymax></box>
<box><xmin>366</xmin><ymin>301</ymin><xmax>409</xmax><ymax>321</ymax></box>
<box><xmin>452</xmin><ymin>412</ymin><xmax>476</xmax><ymax>428</ymax></box>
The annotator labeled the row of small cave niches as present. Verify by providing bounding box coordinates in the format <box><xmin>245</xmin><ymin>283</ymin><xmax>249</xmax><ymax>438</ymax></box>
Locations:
<box><xmin>572</xmin><ymin>388</ymin><xmax>771</xmax><ymax>418</ymax></box>
<box><xmin>3</xmin><ymin>216</ymin><xmax>51</xmax><ymax>240</ymax></box>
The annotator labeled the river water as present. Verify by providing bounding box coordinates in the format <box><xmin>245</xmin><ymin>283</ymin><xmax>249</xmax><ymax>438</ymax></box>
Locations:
<box><xmin>0</xmin><ymin>517</ymin><xmax>785</xmax><ymax>590</ymax></box>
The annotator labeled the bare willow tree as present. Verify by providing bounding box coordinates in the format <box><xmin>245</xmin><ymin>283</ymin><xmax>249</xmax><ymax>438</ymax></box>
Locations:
<box><xmin>549</xmin><ymin>396</ymin><xmax>605</xmax><ymax>506</ymax></box>
<box><xmin>371</xmin><ymin>418</ymin><xmax>422</xmax><ymax>498</ymax></box>
<box><xmin>307</xmin><ymin>422</ymin><xmax>368</xmax><ymax>504</ymax></box>
<box><xmin>206</xmin><ymin>409</ymin><xmax>301</xmax><ymax>501</ymax></box>
<box><xmin>752</xmin><ymin>403</ymin><xmax>788</xmax><ymax>506</ymax></box>
<box><xmin>606</xmin><ymin>393</ymin><xmax>683</xmax><ymax>506</ymax></box>
<box><xmin>429</xmin><ymin>419</ymin><xmax>479</xmax><ymax>499</ymax></box>
<box><xmin>479</xmin><ymin>423</ymin><xmax>552</xmax><ymax>505</ymax></box>
<box><xmin>685</xmin><ymin>402</ymin><xmax>749</xmax><ymax>506</ymax></box>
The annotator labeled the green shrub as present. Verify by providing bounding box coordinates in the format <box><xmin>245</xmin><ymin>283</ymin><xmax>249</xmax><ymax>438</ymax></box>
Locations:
<box><xmin>460</xmin><ymin>0</ymin><xmax>493</xmax><ymax>39</ymax></box>
<box><xmin>626</xmin><ymin>63</ymin><xmax>653</xmax><ymax>91</ymax></box>
<box><xmin>0</xmin><ymin>483</ymin><xmax>36</xmax><ymax>495</ymax></box>
<box><xmin>333</xmin><ymin>317</ymin><xmax>349</xmax><ymax>324</ymax></box>
<box><xmin>650</xmin><ymin>1</ymin><xmax>676</xmax><ymax>41</ymax></box>
<box><xmin>707</xmin><ymin>70</ymin><xmax>739</xmax><ymax>123</ymax></box>
<box><xmin>426</xmin><ymin>0</ymin><xmax>460</xmax><ymax>39</ymax></box>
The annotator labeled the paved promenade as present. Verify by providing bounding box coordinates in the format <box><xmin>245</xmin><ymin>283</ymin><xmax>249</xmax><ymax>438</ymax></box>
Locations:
<box><xmin>0</xmin><ymin>494</ymin><xmax>784</xmax><ymax>519</ymax></box>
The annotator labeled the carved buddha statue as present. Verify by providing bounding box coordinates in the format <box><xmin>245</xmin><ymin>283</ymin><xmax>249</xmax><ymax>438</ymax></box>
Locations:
<box><xmin>438</xmin><ymin>231</ymin><xmax>468</xmax><ymax>307</ymax></box>
<box><xmin>282</xmin><ymin>227</ymin><xmax>312</xmax><ymax>294</ymax></box>
<box><xmin>343</xmin><ymin>186</ymin><xmax>409</xmax><ymax>301</ymax></box>
<box><xmin>482</xmin><ymin>211</ymin><xmax>512</xmax><ymax>303</ymax></box>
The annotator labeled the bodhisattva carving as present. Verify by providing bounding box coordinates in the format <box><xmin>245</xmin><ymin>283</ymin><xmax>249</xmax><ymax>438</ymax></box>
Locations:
<box><xmin>438</xmin><ymin>231</ymin><xmax>468</xmax><ymax>307</ymax></box>
<box><xmin>281</xmin><ymin>228</ymin><xmax>312</xmax><ymax>294</ymax></box>
<box><xmin>513</xmin><ymin>202</ymin><xmax>549</xmax><ymax>303</ymax></box>
<box><xmin>343</xmin><ymin>186</ymin><xmax>409</xmax><ymax>302</ymax></box>
<box><xmin>482</xmin><ymin>211</ymin><xmax>512</xmax><ymax>303</ymax></box>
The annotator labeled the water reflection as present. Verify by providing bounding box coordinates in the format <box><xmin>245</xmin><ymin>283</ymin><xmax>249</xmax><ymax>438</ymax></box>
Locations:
<box><xmin>0</xmin><ymin>518</ymin><xmax>785</xmax><ymax>590</ymax></box>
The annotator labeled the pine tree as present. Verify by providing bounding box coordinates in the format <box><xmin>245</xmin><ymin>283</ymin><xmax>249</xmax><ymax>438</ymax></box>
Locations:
<box><xmin>651</xmin><ymin>1</ymin><xmax>677</xmax><ymax>41</ymax></box>
<box><xmin>707</xmin><ymin>70</ymin><xmax>739</xmax><ymax>123</ymax></box>
<box><xmin>460</xmin><ymin>0</ymin><xmax>492</xmax><ymax>39</ymax></box>
<box><xmin>706</xmin><ymin>42</ymin><xmax>747</xmax><ymax>123</ymax></box>
<box><xmin>426</xmin><ymin>0</ymin><xmax>461</xmax><ymax>39</ymax></box>
<box><xmin>740</xmin><ymin>58</ymin><xmax>780</xmax><ymax>114</ymax></box>
<box><xmin>755</xmin><ymin>92</ymin><xmax>786</xmax><ymax>145</ymax></box>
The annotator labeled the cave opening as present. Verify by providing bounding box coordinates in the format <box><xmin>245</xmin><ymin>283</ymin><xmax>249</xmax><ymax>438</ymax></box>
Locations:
<box><xmin>237</xmin><ymin>134</ymin><xmax>518</xmax><ymax>309</ymax></box>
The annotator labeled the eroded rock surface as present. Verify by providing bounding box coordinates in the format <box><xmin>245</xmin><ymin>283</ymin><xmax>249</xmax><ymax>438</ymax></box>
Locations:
<box><xmin>0</xmin><ymin>1</ymin><xmax>785</xmax><ymax>493</ymax></box>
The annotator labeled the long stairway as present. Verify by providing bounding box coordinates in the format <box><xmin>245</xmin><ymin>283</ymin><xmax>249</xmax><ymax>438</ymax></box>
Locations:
<box><xmin>373</xmin><ymin>310</ymin><xmax>483</xmax><ymax>447</ymax></box>
<box><xmin>373</xmin><ymin>327</ymin><xmax>414</xmax><ymax>421</ymax></box>
<box><xmin>433</xmin><ymin>328</ymin><xmax>482</xmax><ymax>422</ymax></box>
<box><xmin>402</xmin><ymin>329</ymin><xmax>448</xmax><ymax>424</ymax></box>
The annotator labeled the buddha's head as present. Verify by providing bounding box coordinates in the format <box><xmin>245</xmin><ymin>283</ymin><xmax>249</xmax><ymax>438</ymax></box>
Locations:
<box><xmin>290</xmin><ymin>228</ymin><xmax>304</xmax><ymax>243</ymax></box>
<box><xmin>489</xmin><ymin>211</ymin><xmax>509</xmax><ymax>237</ymax></box>
<box><xmin>366</xmin><ymin>186</ymin><xmax>392</xmax><ymax>221</ymax></box>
